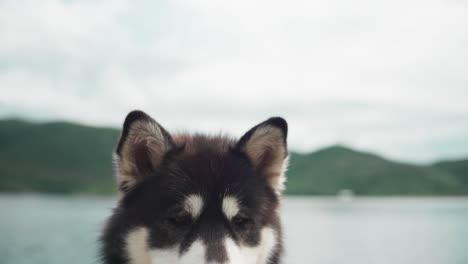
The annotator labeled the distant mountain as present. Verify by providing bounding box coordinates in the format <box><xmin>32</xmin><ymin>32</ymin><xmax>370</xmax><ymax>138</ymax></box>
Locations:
<box><xmin>0</xmin><ymin>119</ymin><xmax>467</xmax><ymax>195</ymax></box>
<box><xmin>287</xmin><ymin>146</ymin><xmax>467</xmax><ymax>195</ymax></box>
<box><xmin>433</xmin><ymin>159</ymin><xmax>468</xmax><ymax>186</ymax></box>
<box><xmin>0</xmin><ymin>119</ymin><xmax>119</xmax><ymax>193</ymax></box>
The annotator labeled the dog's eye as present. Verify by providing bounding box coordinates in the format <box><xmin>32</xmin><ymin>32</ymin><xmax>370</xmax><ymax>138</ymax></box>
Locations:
<box><xmin>232</xmin><ymin>214</ymin><xmax>252</xmax><ymax>230</ymax></box>
<box><xmin>167</xmin><ymin>213</ymin><xmax>191</xmax><ymax>227</ymax></box>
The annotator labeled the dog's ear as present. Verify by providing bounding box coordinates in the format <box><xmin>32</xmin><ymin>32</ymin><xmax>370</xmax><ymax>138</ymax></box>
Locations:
<box><xmin>113</xmin><ymin>110</ymin><xmax>174</xmax><ymax>195</ymax></box>
<box><xmin>236</xmin><ymin>117</ymin><xmax>289</xmax><ymax>194</ymax></box>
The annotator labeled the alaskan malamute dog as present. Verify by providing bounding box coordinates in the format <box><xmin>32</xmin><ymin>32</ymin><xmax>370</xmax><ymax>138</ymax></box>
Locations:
<box><xmin>101</xmin><ymin>110</ymin><xmax>288</xmax><ymax>264</ymax></box>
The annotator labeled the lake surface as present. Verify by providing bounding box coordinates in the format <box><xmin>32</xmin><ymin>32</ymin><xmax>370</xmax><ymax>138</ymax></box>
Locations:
<box><xmin>1</xmin><ymin>194</ymin><xmax>467</xmax><ymax>264</ymax></box>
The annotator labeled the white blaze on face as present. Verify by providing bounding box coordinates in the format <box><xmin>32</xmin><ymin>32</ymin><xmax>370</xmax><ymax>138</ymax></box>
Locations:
<box><xmin>222</xmin><ymin>196</ymin><xmax>240</xmax><ymax>220</ymax></box>
<box><xmin>150</xmin><ymin>240</ymin><xmax>206</xmax><ymax>264</ymax></box>
<box><xmin>225</xmin><ymin>227</ymin><xmax>278</xmax><ymax>264</ymax></box>
<box><xmin>127</xmin><ymin>195</ymin><xmax>278</xmax><ymax>264</ymax></box>
<box><xmin>178</xmin><ymin>240</ymin><xmax>206</xmax><ymax>263</ymax></box>
<box><xmin>184</xmin><ymin>194</ymin><xmax>204</xmax><ymax>218</ymax></box>
<box><xmin>129</xmin><ymin>226</ymin><xmax>278</xmax><ymax>264</ymax></box>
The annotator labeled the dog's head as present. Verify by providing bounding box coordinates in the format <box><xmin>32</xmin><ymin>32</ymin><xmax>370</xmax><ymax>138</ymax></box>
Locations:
<box><xmin>103</xmin><ymin>110</ymin><xmax>288</xmax><ymax>264</ymax></box>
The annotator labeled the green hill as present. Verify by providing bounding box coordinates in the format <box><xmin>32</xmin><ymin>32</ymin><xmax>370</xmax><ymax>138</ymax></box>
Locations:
<box><xmin>0</xmin><ymin>119</ymin><xmax>467</xmax><ymax>195</ymax></box>
<box><xmin>0</xmin><ymin>119</ymin><xmax>119</xmax><ymax>194</ymax></box>
<box><xmin>288</xmin><ymin>146</ymin><xmax>466</xmax><ymax>195</ymax></box>
<box><xmin>433</xmin><ymin>159</ymin><xmax>468</xmax><ymax>186</ymax></box>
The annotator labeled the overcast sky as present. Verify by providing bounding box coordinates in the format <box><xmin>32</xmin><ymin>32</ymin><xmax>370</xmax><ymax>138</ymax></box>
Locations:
<box><xmin>1</xmin><ymin>0</ymin><xmax>468</xmax><ymax>163</ymax></box>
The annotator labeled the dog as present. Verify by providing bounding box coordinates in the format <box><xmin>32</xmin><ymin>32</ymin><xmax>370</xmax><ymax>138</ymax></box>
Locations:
<box><xmin>100</xmin><ymin>110</ymin><xmax>289</xmax><ymax>264</ymax></box>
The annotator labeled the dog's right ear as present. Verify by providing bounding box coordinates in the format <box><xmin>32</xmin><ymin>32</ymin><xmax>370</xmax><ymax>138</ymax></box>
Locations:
<box><xmin>236</xmin><ymin>117</ymin><xmax>288</xmax><ymax>195</ymax></box>
<box><xmin>113</xmin><ymin>110</ymin><xmax>174</xmax><ymax>195</ymax></box>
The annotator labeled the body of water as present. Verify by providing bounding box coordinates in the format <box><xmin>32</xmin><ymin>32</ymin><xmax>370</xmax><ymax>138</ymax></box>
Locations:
<box><xmin>1</xmin><ymin>194</ymin><xmax>467</xmax><ymax>264</ymax></box>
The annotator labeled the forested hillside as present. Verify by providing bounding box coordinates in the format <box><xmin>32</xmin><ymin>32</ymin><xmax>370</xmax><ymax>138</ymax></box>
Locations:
<box><xmin>1</xmin><ymin>119</ymin><xmax>467</xmax><ymax>195</ymax></box>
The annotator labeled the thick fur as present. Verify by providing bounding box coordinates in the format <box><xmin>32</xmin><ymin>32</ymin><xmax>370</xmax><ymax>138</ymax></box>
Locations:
<box><xmin>101</xmin><ymin>110</ymin><xmax>288</xmax><ymax>264</ymax></box>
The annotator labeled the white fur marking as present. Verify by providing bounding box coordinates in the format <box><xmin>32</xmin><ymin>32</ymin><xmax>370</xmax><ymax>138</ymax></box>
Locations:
<box><xmin>225</xmin><ymin>227</ymin><xmax>277</xmax><ymax>264</ymax></box>
<box><xmin>150</xmin><ymin>247</ymin><xmax>178</xmax><ymax>264</ymax></box>
<box><xmin>179</xmin><ymin>240</ymin><xmax>206</xmax><ymax>263</ymax></box>
<box><xmin>222</xmin><ymin>196</ymin><xmax>240</xmax><ymax>220</ymax></box>
<box><xmin>150</xmin><ymin>240</ymin><xmax>206</xmax><ymax>264</ymax></box>
<box><xmin>256</xmin><ymin>227</ymin><xmax>277</xmax><ymax>263</ymax></box>
<box><xmin>148</xmin><ymin>228</ymin><xmax>277</xmax><ymax>264</ymax></box>
<box><xmin>126</xmin><ymin>227</ymin><xmax>151</xmax><ymax>264</ymax></box>
<box><xmin>184</xmin><ymin>194</ymin><xmax>204</xmax><ymax>218</ymax></box>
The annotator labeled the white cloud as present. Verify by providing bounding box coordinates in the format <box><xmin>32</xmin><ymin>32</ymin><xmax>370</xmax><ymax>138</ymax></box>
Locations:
<box><xmin>1</xmin><ymin>0</ymin><xmax>468</xmax><ymax>162</ymax></box>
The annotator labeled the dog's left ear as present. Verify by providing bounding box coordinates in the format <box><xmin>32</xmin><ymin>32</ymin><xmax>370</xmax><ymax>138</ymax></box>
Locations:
<box><xmin>236</xmin><ymin>117</ymin><xmax>289</xmax><ymax>194</ymax></box>
<box><xmin>113</xmin><ymin>110</ymin><xmax>175</xmax><ymax>196</ymax></box>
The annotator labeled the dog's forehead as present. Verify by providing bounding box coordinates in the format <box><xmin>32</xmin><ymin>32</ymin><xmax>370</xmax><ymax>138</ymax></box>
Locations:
<box><xmin>169</xmin><ymin>135</ymin><xmax>254</xmax><ymax>192</ymax></box>
<box><xmin>171</xmin><ymin>156</ymin><xmax>255</xmax><ymax>207</ymax></box>
<box><xmin>166</xmin><ymin>156</ymin><xmax>255</xmax><ymax>218</ymax></box>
